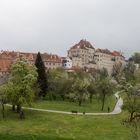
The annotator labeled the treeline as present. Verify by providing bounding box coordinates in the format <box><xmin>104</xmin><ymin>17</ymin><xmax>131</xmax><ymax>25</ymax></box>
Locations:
<box><xmin>47</xmin><ymin>68</ymin><xmax>115</xmax><ymax>110</ymax></box>
<box><xmin>0</xmin><ymin>52</ymin><xmax>140</xmax><ymax>123</ymax></box>
<box><xmin>119</xmin><ymin>54</ymin><xmax>140</xmax><ymax>140</ymax></box>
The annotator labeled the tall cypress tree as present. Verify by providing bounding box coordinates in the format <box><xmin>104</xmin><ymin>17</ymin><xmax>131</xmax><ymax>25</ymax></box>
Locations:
<box><xmin>35</xmin><ymin>52</ymin><xmax>47</xmax><ymax>97</ymax></box>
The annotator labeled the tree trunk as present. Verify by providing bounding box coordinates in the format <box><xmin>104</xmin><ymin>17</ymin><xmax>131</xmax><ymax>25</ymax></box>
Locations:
<box><xmin>1</xmin><ymin>102</ymin><xmax>5</xmax><ymax>118</ymax></box>
<box><xmin>79</xmin><ymin>100</ymin><xmax>82</xmax><ymax>106</ymax></box>
<box><xmin>101</xmin><ymin>94</ymin><xmax>106</xmax><ymax>111</ymax></box>
<box><xmin>16</xmin><ymin>105</ymin><xmax>21</xmax><ymax>113</ymax></box>
<box><xmin>12</xmin><ymin>105</ymin><xmax>15</xmax><ymax>111</ymax></box>
<box><xmin>130</xmin><ymin>112</ymin><xmax>134</xmax><ymax>122</ymax></box>
<box><xmin>19</xmin><ymin>107</ymin><xmax>25</xmax><ymax>119</ymax></box>
<box><xmin>61</xmin><ymin>95</ymin><xmax>65</xmax><ymax>101</ymax></box>
<box><xmin>90</xmin><ymin>94</ymin><xmax>93</xmax><ymax>103</ymax></box>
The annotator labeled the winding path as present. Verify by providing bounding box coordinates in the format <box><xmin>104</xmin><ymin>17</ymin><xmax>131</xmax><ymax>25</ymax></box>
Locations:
<box><xmin>6</xmin><ymin>92</ymin><xmax>123</xmax><ymax>116</ymax></box>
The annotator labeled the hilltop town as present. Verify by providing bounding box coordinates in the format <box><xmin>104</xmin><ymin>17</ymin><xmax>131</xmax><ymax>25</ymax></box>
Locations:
<box><xmin>0</xmin><ymin>39</ymin><xmax>126</xmax><ymax>76</ymax></box>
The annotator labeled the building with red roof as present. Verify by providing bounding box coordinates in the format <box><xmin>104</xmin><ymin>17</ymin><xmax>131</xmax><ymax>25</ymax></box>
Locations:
<box><xmin>68</xmin><ymin>39</ymin><xmax>95</xmax><ymax>68</ymax></box>
<box><xmin>0</xmin><ymin>50</ymin><xmax>63</xmax><ymax>75</ymax></box>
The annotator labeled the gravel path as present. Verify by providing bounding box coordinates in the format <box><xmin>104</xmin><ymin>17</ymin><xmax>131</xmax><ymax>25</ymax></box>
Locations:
<box><xmin>6</xmin><ymin>92</ymin><xmax>123</xmax><ymax>116</ymax></box>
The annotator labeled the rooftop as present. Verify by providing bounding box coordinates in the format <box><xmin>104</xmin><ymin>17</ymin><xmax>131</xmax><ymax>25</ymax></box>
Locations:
<box><xmin>70</xmin><ymin>39</ymin><xmax>95</xmax><ymax>50</ymax></box>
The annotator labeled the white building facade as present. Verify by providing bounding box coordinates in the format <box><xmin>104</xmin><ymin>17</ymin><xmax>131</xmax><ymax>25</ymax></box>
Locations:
<box><xmin>67</xmin><ymin>40</ymin><xmax>126</xmax><ymax>75</ymax></box>
<box><xmin>62</xmin><ymin>57</ymin><xmax>72</xmax><ymax>69</ymax></box>
<box><xmin>68</xmin><ymin>39</ymin><xmax>95</xmax><ymax>68</ymax></box>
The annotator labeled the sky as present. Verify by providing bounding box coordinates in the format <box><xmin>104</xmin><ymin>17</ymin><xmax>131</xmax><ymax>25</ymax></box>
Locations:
<box><xmin>0</xmin><ymin>0</ymin><xmax>140</xmax><ymax>58</ymax></box>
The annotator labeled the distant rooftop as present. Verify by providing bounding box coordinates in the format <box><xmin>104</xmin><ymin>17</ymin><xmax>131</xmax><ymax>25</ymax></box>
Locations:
<box><xmin>70</xmin><ymin>39</ymin><xmax>95</xmax><ymax>50</ymax></box>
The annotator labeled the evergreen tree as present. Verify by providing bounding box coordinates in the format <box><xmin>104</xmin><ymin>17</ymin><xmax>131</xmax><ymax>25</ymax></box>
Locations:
<box><xmin>35</xmin><ymin>52</ymin><xmax>47</xmax><ymax>97</ymax></box>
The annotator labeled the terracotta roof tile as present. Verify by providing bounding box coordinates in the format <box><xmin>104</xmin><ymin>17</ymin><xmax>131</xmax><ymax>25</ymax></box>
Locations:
<box><xmin>42</xmin><ymin>53</ymin><xmax>62</xmax><ymax>62</ymax></box>
<box><xmin>95</xmin><ymin>49</ymin><xmax>112</xmax><ymax>55</ymax></box>
<box><xmin>70</xmin><ymin>39</ymin><xmax>94</xmax><ymax>50</ymax></box>
<box><xmin>112</xmin><ymin>51</ymin><xmax>124</xmax><ymax>57</ymax></box>
<box><xmin>0</xmin><ymin>60</ymin><xmax>12</xmax><ymax>72</ymax></box>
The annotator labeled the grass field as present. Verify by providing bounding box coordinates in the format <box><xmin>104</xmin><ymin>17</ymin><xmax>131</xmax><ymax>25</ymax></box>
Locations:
<box><xmin>0</xmin><ymin>106</ymin><xmax>132</xmax><ymax>140</ymax></box>
<box><xmin>31</xmin><ymin>95</ymin><xmax>116</xmax><ymax>113</ymax></box>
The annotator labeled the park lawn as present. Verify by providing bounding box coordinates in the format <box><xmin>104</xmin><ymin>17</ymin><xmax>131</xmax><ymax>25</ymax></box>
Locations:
<box><xmin>0</xmin><ymin>107</ymin><xmax>132</xmax><ymax>140</ymax></box>
<box><xmin>30</xmin><ymin>95</ymin><xmax>116</xmax><ymax>113</ymax></box>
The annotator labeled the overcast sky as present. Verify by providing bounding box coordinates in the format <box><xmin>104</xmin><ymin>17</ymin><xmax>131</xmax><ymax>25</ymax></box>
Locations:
<box><xmin>0</xmin><ymin>0</ymin><xmax>140</xmax><ymax>58</ymax></box>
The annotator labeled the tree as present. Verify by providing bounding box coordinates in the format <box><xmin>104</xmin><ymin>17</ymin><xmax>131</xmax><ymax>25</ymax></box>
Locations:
<box><xmin>47</xmin><ymin>68</ymin><xmax>72</xmax><ymax>100</ymax></box>
<box><xmin>4</xmin><ymin>61</ymin><xmax>37</xmax><ymax>119</ymax></box>
<box><xmin>35</xmin><ymin>52</ymin><xmax>47</xmax><ymax>97</ymax></box>
<box><xmin>97</xmin><ymin>68</ymin><xmax>109</xmax><ymax>80</ymax></box>
<box><xmin>120</xmin><ymin>79</ymin><xmax>140</xmax><ymax>140</ymax></box>
<box><xmin>0</xmin><ymin>86</ymin><xmax>7</xmax><ymax>118</ymax></box>
<box><xmin>131</xmin><ymin>52</ymin><xmax>140</xmax><ymax>64</ymax></box>
<box><xmin>71</xmin><ymin>71</ymin><xmax>90</xmax><ymax>106</ymax></box>
<box><xmin>87</xmin><ymin>76</ymin><xmax>97</xmax><ymax>103</ymax></box>
<box><xmin>134</xmin><ymin>68</ymin><xmax>140</xmax><ymax>83</ymax></box>
<box><xmin>97</xmin><ymin>78</ymin><xmax>114</xmax><ymax>111</ymax></box>
<box><xmin>122</xmin><ymin>83</ymin><xmax>140</xmax><ymax>122</ymax></box>
<box><xmin>0</xmin><ymin>75</ymin><xmax>8</xmax><ymax>118</ymax></box>
<box><xmin>124</xmin><ymin>60</ymin><xmax>136</xmax><ymax>82</ymax></box>
<box><xmin>112</xmin><ymin>62</ymin><xmax>123</xmax><ymax>83</ymax></box>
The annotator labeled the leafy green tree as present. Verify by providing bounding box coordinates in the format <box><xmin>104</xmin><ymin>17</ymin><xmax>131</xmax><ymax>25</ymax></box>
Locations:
<box><xmin>120</xmin><ymin>78</ymin><xmax>140</xmax><ymax>140</ymax></box>
<box><xmin>124</xmin><ymin>61</ymin><xmax>136</xmax><ymax>82</ymax></box>
<box><xmin>35</xmin><ymin>52</ymin><xmax>47</xmax><ymax>97</ymax></box>
<box><xmin>97</xmin><ymin>68</ymin><xmax>109</xmax><ymax>80</ymax></box>
<box><xmin>134</xmin><ymin>68</ymin><xmax>140</xmax><ymax>83</ymax></box>
<box><xmin>4</xmin><ymin>61</ymin><xmax>37</xmax><ymax>119</ymax></box>
<box><xmin>48</xmin><ymin>69</ymin><xmax>68</xmax><ymax>100</ymax></box>
<box><xmin>97</xmin><ymin>78</ymin><xmax>114</xmax><ymax>111</ymax></box>
<box><xmin>112</xmin><ymin>62</ymin><xmax>123</xmax><ymax>83</ymax></box>
<box><xmin>131</xmin><ymin>52</ymin><xmax>140</xmax><ymax>64</ymax></box>
<box><xmin>123</xmin><ymin>83</ymin><xmax>140</xmax><ymax>122</ymax></box>
<box><xmin>47</xmin><ymin>68</ymin><xmax>72</xmax><ymax>100</ymax></box>
<box><xmin>87</xmin><ymin>76</ymin><xmax>97</xmax><ymax>103</ymax></box>
<box><xmin>0</xmin><ymin>75</ymin><xmax>8</xmax><ymax>118</ymax></box>
<box><xmin>0</xmin><ymin>86</ymin><xmax>7</xmax><ymax>118</ymax></box>
<box><xmin>71</xmin><ymin>71</ymin><xmax>90</xmax><ymax>106</ymax></box>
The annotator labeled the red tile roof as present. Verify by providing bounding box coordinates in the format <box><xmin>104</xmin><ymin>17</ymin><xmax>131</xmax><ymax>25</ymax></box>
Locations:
<box><xmin>42</xmin><ymin>53</ymin><xmax>62</xmax><ymax>63</ymax></box>
<box><xmin>70</xmin><ymin>39</ymin><xmax>94</xmax><ymax>50</ymax></box>
<box><xmin>0</xmin><ymin>59</ymin><xmax>12</xmax><ymax>72</ymax></box>
<box><xmin>0</xmin><ymin>51</ymin><xmax>18</xmax><ymax>59</ymax></box>
<box><xmin>96</xmin><ymin>49</ymin><xmax>112</xmax><ymax>55</ymax></box>
<box><xmin>0</xmin><ymin>51</ymin><xmax>63</xmax><ymax>73</ymax></box>
<box><xmin>112</xmin><ymin>51</ymin><xmax>124</xmax><ymax>57</ymax></box>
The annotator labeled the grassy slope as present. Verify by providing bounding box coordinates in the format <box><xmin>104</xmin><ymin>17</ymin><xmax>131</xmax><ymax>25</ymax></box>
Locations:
<box><xmin>0</xmin><ymin>107</ymin><xmax>132</xmax><ymax>140</ymax></box>
<box><xmin>31</xmin><ymin>96</ymin><xmax>116</xmax><ymax>113</ymax></box>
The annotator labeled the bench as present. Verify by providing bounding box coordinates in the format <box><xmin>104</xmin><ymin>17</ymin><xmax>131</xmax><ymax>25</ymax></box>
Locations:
<box><xmin>71</xmin><ymin>110</ymin><xmax>78</xmax><ymax>114</ymax></box>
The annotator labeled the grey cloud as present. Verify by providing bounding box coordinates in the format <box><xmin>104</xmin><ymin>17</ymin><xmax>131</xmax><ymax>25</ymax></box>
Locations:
<box><xmin>0</xmin><ymin>0</ymin><xmax>140</xmax><ymax>58</ymax></box>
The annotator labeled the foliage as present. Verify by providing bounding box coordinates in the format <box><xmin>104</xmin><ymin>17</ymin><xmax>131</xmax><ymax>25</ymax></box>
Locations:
<box><xmin>134</xmin><ymin>68</ymin><xmax>140</xmax><ymax>83</ymax></box>
<box><xmin>3</xmin><ymin>61</ymin><xmax>37</xmax><ymax>118</ymax></box>
<box><xmin>131</xmin><ymin>52</ymin><xmax>140</xmax><ymax>64</ymax></box>
<box><xmin>0</xmin><ymin>86</ymin><xmax>7</xmax><ymax>118</ymax></box>
<box><xmin>123</xmin><ymin>83</ymin><xmax>140</xmax><ymax>122</ymax></box>
<box><xmin>124</xmin><ymin>61</ymin><xmax>136</xmax><ymax>82</ymax></box>
<box><xmin>47</xmin><ymin>68</ymin><xmax>73</xmax><ymax>100</ymax></box>
<box><xmin>35</xmin><ymin>52</ymin><xmax>47</xmax><ymax>97</ymax></box>
<box><xmin>97</xmin><ymin>78</ymin><xmax>114</xmax><ymax>110</ymax></box>
<box><xmin>47</xmin><ymin>68</ymin><xmax>115</xmax><ymax>109</ymax></box>
<box><xmin>112</xmin><ymin>62</ymin><xmax>124</xmax><ymax>83</ymax></box>
<box><xmin>87</xmin><ymin>76</ymin><xmax>97</xmax><ymax>103</ymax></box>
<box><xmin>120</xmin><ymin>76</ymin><xmax>140</xmax><ymax>140</ymax></box>
<box><xmin>71</xmin><ymin>71</ymin><xmax>90</xmax><ymax>106</ymax></box>
<box><xmin>97</xmin><ymin>68</ymin><xmax>108</xmax><ymax>80</ymax></box>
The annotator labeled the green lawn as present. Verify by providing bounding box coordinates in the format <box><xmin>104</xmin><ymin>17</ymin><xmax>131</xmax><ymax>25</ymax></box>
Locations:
<box><xmin>30</xmin><ymin>95</ymin><xmax>116</xmax><ymax>113</ymax></box>
<box><xmin>0</xmin><ymin>107</ymin><xmax>132</xmax><ymax>140</ymax></box>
